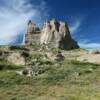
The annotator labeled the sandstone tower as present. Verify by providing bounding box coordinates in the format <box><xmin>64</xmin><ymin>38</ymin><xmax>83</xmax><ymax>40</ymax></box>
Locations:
<box><xmin>40</xmin><ymin>19</ymin><xmax>79</xmax><ymax>49</ymax></box>
<box><xmin>25</xmin><ymin>20</ymin><xmax>40</xmax><ymax>45</ymax></box>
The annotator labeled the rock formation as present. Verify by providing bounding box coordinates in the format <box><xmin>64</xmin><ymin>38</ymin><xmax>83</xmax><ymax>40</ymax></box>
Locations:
<box><xmin>40</xmin><ymin>19</ymin><xmax>79</xmax><ymax>49</ymax></box>
<box><xmin>25</xmin><ymin>20</ymin><xmax>40</xmax><ymax>45</ymax></box>
<box><xmin>7</xmin><ymin>52</ymin><xmax>25</xmax><ymax>65</ymax></box>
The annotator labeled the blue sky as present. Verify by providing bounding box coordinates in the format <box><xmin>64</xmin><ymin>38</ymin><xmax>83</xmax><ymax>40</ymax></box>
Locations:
<box><xmin>0</xmin><ymin>0</ymin><xmax>100</xmax><ymax>49</ymax></box>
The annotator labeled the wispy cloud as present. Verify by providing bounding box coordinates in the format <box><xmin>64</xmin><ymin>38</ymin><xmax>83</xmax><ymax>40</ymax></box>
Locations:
<box><xmin>69</xmin><ymin>20</ymin><xmax>81</xmax><ymax>34</ymax></box>
<box><xmin>79</xmin><ymin>39</ymin><xmax>100</xmax><ymax>49</ymax></box>
<box><xmin>0</xmin><ymin>0</ymin><xmax>48</xmax><ymax>45</ymax></box>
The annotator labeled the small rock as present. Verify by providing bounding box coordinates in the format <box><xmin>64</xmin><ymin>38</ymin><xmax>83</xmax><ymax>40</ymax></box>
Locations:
<box><xmin>54</xmin><ymin>52</ymin><xmax>64</xmax><ymax>61</ymax></box>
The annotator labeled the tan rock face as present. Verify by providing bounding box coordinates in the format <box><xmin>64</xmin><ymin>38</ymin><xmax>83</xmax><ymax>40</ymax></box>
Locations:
<box><xmin>25</xmin><ymin>20</ymin><xmax>40</xmax><ymax>45</ymax></box>
<box><xmin>7</xmin><ymin>52</ymin><xmax>25</xmax><ymax>65</ymax></box>
<box><xmin>40</xmin><ymin>19</ymin><xmax>79</xmax><ymax>49</ymax></box>
<box><xmin>27</xmin><ymin>20</ymin><xmax>36</xmax><ymax>34</ymax></box>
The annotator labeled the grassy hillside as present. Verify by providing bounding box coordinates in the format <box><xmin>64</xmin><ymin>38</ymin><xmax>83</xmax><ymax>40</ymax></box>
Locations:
<box><xmin>0</xmin><ymin>58</ymin><xmax>100</xmax><ymax>100</ymax></box>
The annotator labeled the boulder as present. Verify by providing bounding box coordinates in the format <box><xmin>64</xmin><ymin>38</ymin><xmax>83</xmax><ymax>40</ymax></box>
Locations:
<box><xmin>54</xmin><ymin>52</ymin><xmax>65</xmax><ymax>61</ymax></box>
<box><xmin>7</xmin><ymin>52</ymin><xmax>25</xmax><ymax>65</ymax></box>
<box><xmin>40</xmin><ymin>19</ymin><xmax>79</xmax><ymax>49</ymax></box>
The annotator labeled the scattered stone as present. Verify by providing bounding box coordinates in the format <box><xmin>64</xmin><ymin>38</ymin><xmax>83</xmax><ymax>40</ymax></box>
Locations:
<box><xmin>21</xmin><ymin>66</ymin><xmax>47</xmax><ymax>76</ymax></box>
<box><xmin>54</xmin><ymin>52</ymin><xmax>65</xmax><ymax>62</ymax></box>
<box><xmin>32</xmin><ymin>59</ymin><xmax>41</xmax><ymax>66</ymax></box>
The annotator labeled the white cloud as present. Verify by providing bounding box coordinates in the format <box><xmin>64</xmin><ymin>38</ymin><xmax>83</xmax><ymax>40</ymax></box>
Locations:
<box><xmin>69</xmin><ymin>20</ymin><xmax>81</xmax><ymax>34</ymax></box>
<box><xmin>79</xmin><ymin>40</ymin><xmax>100</xmax><ymax>50</ymax></box>
<box><xmin>0</xmin><ymin>0</ymin><xmax>48</xmax><ymax>45</ymax></box>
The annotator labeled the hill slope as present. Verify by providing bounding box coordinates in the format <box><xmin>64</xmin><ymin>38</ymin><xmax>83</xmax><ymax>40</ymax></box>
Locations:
<box><xmin>0</xmin><ymin>45</ymin><xmax>100</xmax><ymax>100</ymax></box>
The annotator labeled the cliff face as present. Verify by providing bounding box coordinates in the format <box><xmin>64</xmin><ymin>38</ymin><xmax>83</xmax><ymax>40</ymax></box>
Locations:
<box><xmin>40</xmin><ymin>19</ymin><xmax>79</xmax><ymax>49</ymax></box>
<box><xmin>27</xmin><ymin>20</ymin><xmax>36</xmax><ymax>34</ymax></box>
<box><xmin>25</xmin><ymin>20</ymin><xmax>40</xmax><ymax>45</ymax></box>
<box><xmin>25</xmin><ymin>19</ymin><xmax>79</xmax><ymax>49</ymax></box>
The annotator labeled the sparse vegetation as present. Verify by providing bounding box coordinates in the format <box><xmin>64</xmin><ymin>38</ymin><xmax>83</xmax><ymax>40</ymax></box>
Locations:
<box><xmin>0</xmin><ymin>43</ymin><xmax>100</xmax><ymax>100</ymax></box>
<box><xmin>9</xmin><ymin>46</ymin><xmax>29</xmax><ymax>51</ymax></box>
<box><xmin>51</xmin><ymin>48</ymin><xmax>62</xmax><ymax>54</ymax></box>
<box><xmin>0</xmin><ymin>58</ymin><xmax>100</xmax><ymax>100</ymax></box>
<box><xmin>0</xmin><ymin>61</ymin><xmax>24</xmax><ymax>70</ymax></box>
<box><xmin>31</xmin><ymin>43</ymin><xmax>41</xmax><ymax>50</ymax></box>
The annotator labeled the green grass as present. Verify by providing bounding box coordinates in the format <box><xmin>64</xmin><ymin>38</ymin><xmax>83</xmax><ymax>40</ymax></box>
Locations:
<box><xmin>9</xmin><ymin>46</ymin><xmax>29</xmax><ymax>51</ymax></box>
<box><xmin>0</xmin><ymin>60</ymin><xmax>100</xmax><ymax>100</ymax></box>
<box><xmin>0</xmin><ymin>61</ymin><xmax>24</xmax><ymax>70</ymax></box>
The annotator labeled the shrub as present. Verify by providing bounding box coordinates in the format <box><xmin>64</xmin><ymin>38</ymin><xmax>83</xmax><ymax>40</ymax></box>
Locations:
<box><xmin>91</xmin><ymin>50</ymin><xmax>100</xmax><ymax>54</ymax></box>
<box><xmin>9</xmin><ymin>46</ymin><xmax>29</xmax><ymax>51</ymax></box>
<box><xmin>22</xmin><ymin>69</ymin><xmax>29</xmax><ymax>75</ymax></box>
<box><xmin>21</xmin><ymin>51</ymin><xmax>30</xmax><ymax>58</ymax></box>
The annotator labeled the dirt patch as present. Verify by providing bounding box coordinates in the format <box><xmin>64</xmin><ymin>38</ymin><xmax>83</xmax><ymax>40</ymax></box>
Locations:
<box><xmin>77</xmin><ymin>54</ymin><xmax>100</xmax><ymax>64</ymax></box>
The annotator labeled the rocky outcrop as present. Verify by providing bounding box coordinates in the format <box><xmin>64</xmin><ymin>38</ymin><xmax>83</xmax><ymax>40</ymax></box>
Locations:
<box><xmin>27</xmin><ymin>20</ymin><xmax>40</xmax><ymax>34</ymax></box>
<box><xmin>7</xmin><ymin>52</ymin><xmax>25</xmax><ymax>65</ymax></box>
<box><xmin>25</xmin><ymin>20</ymin><xmax>40</xmax><ymax>45</ymax></box>
<box><xmin>40</xmin><ymin>19</ymin><xmax>79</xmax><ymax>49</ymax></box>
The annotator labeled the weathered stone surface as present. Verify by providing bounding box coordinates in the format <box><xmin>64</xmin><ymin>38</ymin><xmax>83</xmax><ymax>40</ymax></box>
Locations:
<box><xmin>7</xmin><ymin>52</ymin><xmax>25</xmax><ymax>65</ymax></box>
<box><xmin>25</xmin><ymin>20</ymin><xmax>40</xmax><ymax>45</ymax></box>
<box><xmin>54</xmin><ymin>52</ymin><xmax>65</xmax><ymax>61</ymax></box>
<box><xmin>0</xmin><ymin>46</ymin><xmax>10</xmax><ymax>52</ymax></box>
<box><xmin>40</xmin><ymin>19</ymin><xmax>79</xmax><ymax>49</ymax></box>
<box><xmin>27</xmin><ymin>20</ymin><xmax>37</xmax><ymax>34</ymax></box>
